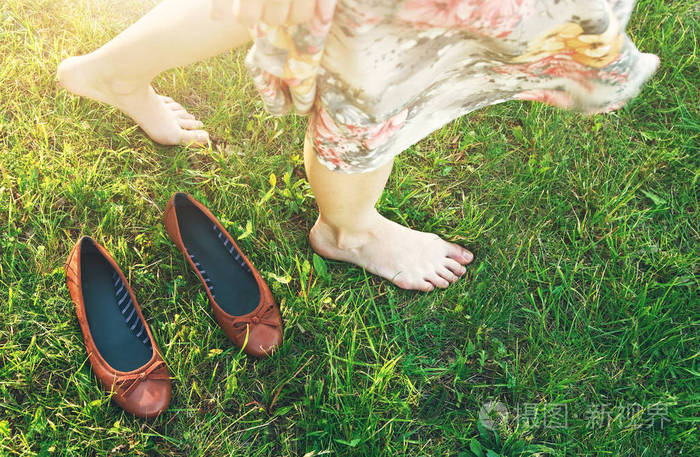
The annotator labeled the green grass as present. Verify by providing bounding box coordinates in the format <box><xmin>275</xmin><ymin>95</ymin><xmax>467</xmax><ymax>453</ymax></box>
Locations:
<box><xmin>1</xmin><ymin>0</ymin><xmax>698</xmax><ymax>455</ymax></box>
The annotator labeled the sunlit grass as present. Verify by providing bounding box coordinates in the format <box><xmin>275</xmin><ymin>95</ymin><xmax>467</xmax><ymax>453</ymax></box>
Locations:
<box><xmin>0</xmin><ymin>0</ymin><xmax>698</xmax><ymax>455</ymax></box>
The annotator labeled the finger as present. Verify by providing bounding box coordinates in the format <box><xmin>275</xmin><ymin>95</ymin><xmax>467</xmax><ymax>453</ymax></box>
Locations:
<box><xmin>234</xmin><ymin>0</ymin><xmax>263</xmax><ymax>27</ymax></box>
<box><xmin>263</xmin><ymin>0</ymin><xmax>291</xmax><ymax>26</ymax></box>
<box><xmin>289</xmin><ymin>0</ymin><xmax>315</xmax><ymax>24</ymax></box>
<box><xmin>210</xmin><ymin>0</ymin><xmax>232</xmax><ymax>21</ymax></box>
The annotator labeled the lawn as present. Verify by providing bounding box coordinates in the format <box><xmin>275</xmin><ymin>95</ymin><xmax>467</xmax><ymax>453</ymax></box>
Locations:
<box><xmin>0</xmin><ymin>0</ymin><xmax>698</xmax><ymax>455</ymax></box>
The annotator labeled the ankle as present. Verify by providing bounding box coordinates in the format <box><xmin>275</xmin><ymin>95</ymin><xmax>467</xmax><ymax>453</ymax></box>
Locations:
<box><xmin>314</xmin><ymin>212</ymin><xmax>381</xmax><ymax>250</ymax></box>
<box><xmin>58</xmin><ymin>54</ymin><xmax>150</xmax><ymax>96</ymax></box>
<box><xmin>108</xmin><ymin>77</ymin><xmax>150</xmax><ymax>96</ymax></box>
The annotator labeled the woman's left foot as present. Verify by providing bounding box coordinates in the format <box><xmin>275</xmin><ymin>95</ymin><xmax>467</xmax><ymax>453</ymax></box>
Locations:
<box><xmin>57</xmin><ymin>55</ymin><xmax>209</xmax><ymax>147</ymax></box>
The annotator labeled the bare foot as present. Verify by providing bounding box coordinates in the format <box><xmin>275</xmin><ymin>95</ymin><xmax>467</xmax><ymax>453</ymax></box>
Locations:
<box><xmin>57</xmin><ymin>55</ymin><xmax>209</xmax><ymax>146</ymax></box>
<box><xmin>309</xmin><ymin>211</ymin><xmax>474</xmax><ymax>292</ymax></box>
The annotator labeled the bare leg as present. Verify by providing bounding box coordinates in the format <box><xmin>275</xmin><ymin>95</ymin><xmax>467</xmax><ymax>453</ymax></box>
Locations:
<box><xmin>305</xmin><ymin>138</ymin><xmax>474</xmax><ymax>292</ymax></box>
<box><xmin>57</xmin><ymin>0</ymin><xmax>250</xmax><ymax>146</ymax></box>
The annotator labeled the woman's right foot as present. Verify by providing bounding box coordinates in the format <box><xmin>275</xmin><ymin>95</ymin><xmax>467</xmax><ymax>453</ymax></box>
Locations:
<box><xmin>57</xmin><ymin>55</ymin><xmax>209</xmax><ymax>146</ymax></box>
<box><xmin>309</xmin><ymin>211</ymin><xmax>474</xmax><ymax>292</ymax></box>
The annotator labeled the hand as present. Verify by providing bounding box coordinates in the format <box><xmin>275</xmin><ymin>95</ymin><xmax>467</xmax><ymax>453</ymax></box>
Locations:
<box><xmin>210</xmin><ymin>0</ymin><xmax>316</xmax><ymax>26</ymax></box>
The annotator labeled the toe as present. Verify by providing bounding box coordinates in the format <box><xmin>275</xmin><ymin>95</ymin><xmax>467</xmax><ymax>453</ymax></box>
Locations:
<box><xmin>437</xmin><ymin>267</ymin><xmax>459</xmax><ymax>283</ymax></box>
<box><xmin>160</xmin><ymin>95</ymin><xmax>175</xmax><ymax>103</ymax></box>
<box><xmin>444</xmin><ymin>258</ymin><xmax>466</xmax><ymax>276</ymax></box>
<box><xmin>447</xmin><ymin>243</ymin><xmax>474</xmax><ymax>264</ymax></box>
<box><xmin>166</xmin><ymin>101</ymin><xmax>185</xmax><ymax>111</ymax></box>
<box><xmin>427</xmin><ymin>273</ymin><xmax>450</xmax><ymax>289</ymax></box>
<box><xmin>176</xmin><ymin>111</ymin><xmax>196</xmax><ymax>120</ymax></box>
<box><xmin>178</xmin><ymin>118</ymin><xmax>204</xmax><ymax>130</ymax></box>
<box><xmin>418</xmin><ymin>281</ymin><xmax>435</xmax><ymax>292</ymax></box>
<box><xmin>179</xmin><ymin>129</ymin><xmax>209</xmax><ymax>147</ymax></box>
<box><xmin>394</xmin><ymin>277</ymin><xmax>434</xmax><ymax>292</ymax></box>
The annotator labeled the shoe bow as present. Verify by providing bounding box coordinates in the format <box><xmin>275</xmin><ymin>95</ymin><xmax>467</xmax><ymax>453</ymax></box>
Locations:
<box><xmin>230</xmin><ymin>304</ymin><xmax>279</xmax><ymax>334</ymax></box>
<box><xmin>114</xmin><ymin>360</ymin><xmax>169</xmax><ymax>397</ymax></box>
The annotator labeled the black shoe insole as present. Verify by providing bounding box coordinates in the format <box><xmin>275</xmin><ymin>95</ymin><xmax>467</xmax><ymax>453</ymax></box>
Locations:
<box><xmin>175</xmin><ymin>196</ymin><xmax>260</xmax><ymax>317</ymax></box>
<box><xmin>81</xmin><ymin>240</ymin><xmax>152</xmax><ymax>372</ymax></box>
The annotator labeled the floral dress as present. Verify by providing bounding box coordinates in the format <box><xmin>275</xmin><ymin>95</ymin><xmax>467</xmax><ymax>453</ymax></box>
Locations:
<box><xmin>245</xmin><ymin>0</ymin><xmax>659</xmax><ymax>173</ymax></box>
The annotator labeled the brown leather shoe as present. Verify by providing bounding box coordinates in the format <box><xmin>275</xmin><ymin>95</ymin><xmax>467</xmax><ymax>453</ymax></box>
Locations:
<box><xmin>163</xmin><ymin>193</ymin><xmax>283</xmax><ymax>357</ymax></box>
<box><xmin>65</xmin><ymin>236</ymin><xmax>171</xmax><ymax>418</ymax></box>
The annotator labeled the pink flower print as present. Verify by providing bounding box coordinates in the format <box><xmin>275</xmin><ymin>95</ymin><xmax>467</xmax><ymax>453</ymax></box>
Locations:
<box><xmin>515</xmin><ymin>89</ymin><xmax>573</xmax><ymax>108</ymax></box>
<box><xmin>360</xmin><ymin>109</ymin><xmax>409</xmax><ymax>150</ymax></box>
<box><xmin>398</xmin><ymin>0</ymin><xmax>458</xmax><ymax>26</ymax></box>
<box><xmin>496</xmin><ymin>53</ymin><xmax>626</xmax><ymax>91</ymax></box>
<box><xmin>398</xmin><ymin>0</ymin><xmax>527</xmax><ymax>38</ymax></box>
<box><xmin>466</xmin><ymin>0</ymin><xmax>527</xmax><ymax>38</ymax></box>
<box><xmin>309</xmin><ymin>106</ymin><xmax>410</xmax><ymax>171</ymax></box>
<box><xmin>309</xmin><ymin>0</ymin><xmax>337</xmax><ymax>37</ymax></box>
<box><xmin>313</xmin><ymin>106</ymin><xmax>344</xmax><ymax>144</ymax></box>
<box><xmin>259</xmin><ymin>75</ymin><xmax>281</xmax><ymax>99</ymax></box>
<box><xmin>313</xmin><ymin>107</ymin><xmax>409</xmax><ymax>152</ymax></box>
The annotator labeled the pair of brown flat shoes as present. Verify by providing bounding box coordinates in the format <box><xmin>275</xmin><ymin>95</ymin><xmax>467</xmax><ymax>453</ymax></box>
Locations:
<box><xmin>64</xmin><ymin>193</ymin><xmax>283</xmax><ymax>418</ymax></box>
